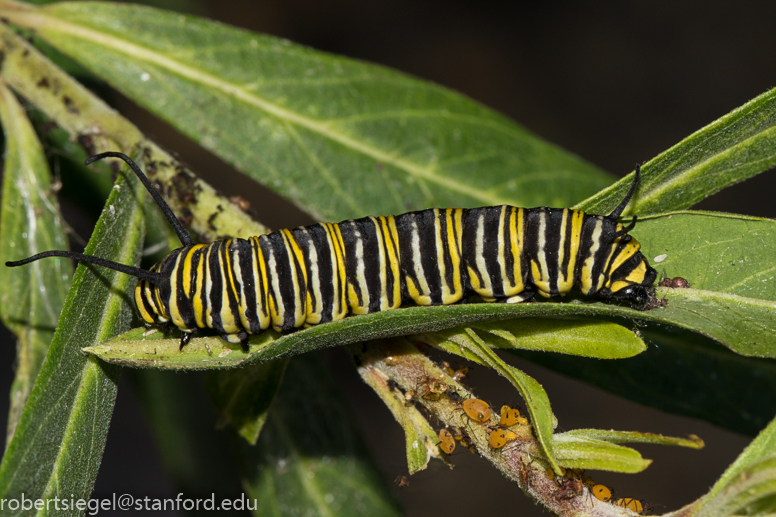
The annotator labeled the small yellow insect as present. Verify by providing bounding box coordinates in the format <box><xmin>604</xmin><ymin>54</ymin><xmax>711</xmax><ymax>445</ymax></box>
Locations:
<box><xmin>437</xmin><ymin>428</ymin><xmax>455</xmax><ymax>454</ymax></box>
<box><xmin>592</xmin><ymin>484</ymin><xmax>612</xmax><ymax>502</ymax></box>
<box><xmin>615</xmin><ymin>498</ymin><xmax>644</xmax><ymax>514</ymax></box>
<box><xmin>462</xmin><ymin>398</ymin><xmax>492</xmax><ymax>423</ymax></box>
<box><xmin>488</xmin><ymin>429</ymin><xmax>518</xmax><ymax>449</ymax></box>
<box><xmin>499</xmin><ymin>405</ymin><xmax>521</xmax><ymax>426</ymax></box>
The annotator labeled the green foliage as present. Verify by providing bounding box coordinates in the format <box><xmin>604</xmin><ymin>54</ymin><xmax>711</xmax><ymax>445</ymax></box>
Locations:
<box><xmin>0</xmin><ymin>156</ymin><xmax>144</xmax><ymax>513</ymax></box>
<box><xmin>579</xmin><ymin>87</ymin><xmax>776</xmax><ymax>216</ymax></box>
<box><xmin>240</xmin><ymin>355</ymin><xmax>402</xmax><ymax>516</ymax></box>
<box><xmin>686</xmin><ymin>415</ymin><xmax>776</xmax><ymax>517</ymax></box>
<box><xmin>205</xmin><ymin>358</ymin><xmax>289</xmax><ymax>445</ymax></box>
<box><xmin>0</xmin><ymin>1</ymin><xmax>773</xmax><ymax>516</ymax></box>
<box><xmin>0</xmin><ymin>82</ymin><xmax>71</xmax><ymax>444</ymax></box>
<box><xmin>13</xmin><ymin>0</ymin><xmax>611</xmax><ymax>221</ymax></box>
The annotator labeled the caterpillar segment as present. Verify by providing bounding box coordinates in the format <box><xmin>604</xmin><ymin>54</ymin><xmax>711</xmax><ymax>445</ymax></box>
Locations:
<box><xmin>6</xmin><ymin>152</ymin><xmax>657</xmax><ymax>350</ymax></box>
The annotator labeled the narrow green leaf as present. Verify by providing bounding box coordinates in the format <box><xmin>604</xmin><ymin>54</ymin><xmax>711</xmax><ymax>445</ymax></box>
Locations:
<box><xmin>85</xmin><ymin>281</ymin><xmax>774</xmax><ymax>371</ymax></box>
<box><xmin>550</xmin><ymin>433</ymin><xmax>652</xmax><ymax>474</ymax></box>
<box><xmin>511</xmin><ymin>327</ymin><xmax>776</xmax><ymax>437</ymax></box>
<box><xmin>680</xmin><ymin>415</ymin><xmax>776</xmax><ymax>517</ymax></box>
<box><xmin>0</xmin><ymin>160</ymin><xmax>145</xmax><ymax>512</ymax></box>
<box><xmin>204</xmin><ymin>358</ymin><xmax>288</xmax><ymax>445</ymax></box>
<box><xmin>84</xmin><ymin>303</ymin><xmax>654</xmax><ymax>370</ymax></box>
<box><xmin>706</xmin><ymin>415</ymin><xmax>776</xmax><ymax>503</ymax></box>
<box><xmin>0</xmin><ymin>80</ymin><xmax>71</xmax><ymax>443</ymax></box>
<box><xmin>695</xmin><ymin>457</ymin><xmax>776</xmax><ymax>517</ymax></box>
<box><xmin>654</xmin><ymin>288</ymin><xmax>775</xmax><ymax>357</ymax></box>
<box><xmin>578</xmin><ymin>88</ymin><xmax>776</xmax><ymax>216</ymax></box>
<box><xmin>471</xmin><ymin>318</ymin><xmax>645</xmax><ymax>358</ymax></box>
<box><xmin>0</xmin><ymin>22</ymin><xmax>268</xmax><ymax>242</ymax></box>
<box><xmin>421</xmin><ymin>329</ymin><xmax>560</xmax><ymax>475</ymax></box>
<box><xmin>355</xmin><ymin>351</ymin><xmax>443</xmax><ymax>474</ymax></box>
<box><xmin>241</xmin><ymin>355</ymin><xmax>401</xmax><ymax>517</ymax></box>
<box><xmin>560</xmin><ymin>429</ymin><xmax>704</xmax><ymax>449</ymax></box>
<box><xmin>4</xmin><ymin>0</ymin><xmax>613</xmax><ymax>222</ymax></box>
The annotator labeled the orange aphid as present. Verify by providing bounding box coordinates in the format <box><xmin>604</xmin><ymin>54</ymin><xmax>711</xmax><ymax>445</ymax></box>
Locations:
<box><xmin>615</xmin><ymin>498</ymin><xmax>644</xmax><ymax>514</ymax></box>
<box><xmin>437</xmin><ymin>428</ymin><xmax>455</xmax><ymax>454</ymax></box>
<box><xmin>592</xmin><ymin>484</ymin><xmax>612</xmax><ymax>502</ymax></box>
<box><xmin>463</xmin><ymin>398</ymin><xmax>492</xmax><ymax>423</ymax></box>
<box><xmin>489</xmin><ymin>428</ymin><xmax>519</xmax><ymax>448</ymax></box>
<box><xmin>499</xmin><ymin>405</ymin><xmax>521</xmax><ymax>426</ymax></box>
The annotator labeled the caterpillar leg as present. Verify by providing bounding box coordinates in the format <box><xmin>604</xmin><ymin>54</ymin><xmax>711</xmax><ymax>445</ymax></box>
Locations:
<box><xmin>237</xmin><ymin>331</ymin><xmax>250</xmax><ymax>352</ymax></box>
<box><xmin>221</xmin><ymin>331</ymin><xmax>250</xmax><ymax>352</ymax></box>
<box><xmin>502</xmin><ymin>291</ymin><xmax>534</xmax><ymax>304</ymax></box>
<box><xmin>179</xmin><ymin>330</ymin><xmax>195</xmax><ymax>350</ymax></box>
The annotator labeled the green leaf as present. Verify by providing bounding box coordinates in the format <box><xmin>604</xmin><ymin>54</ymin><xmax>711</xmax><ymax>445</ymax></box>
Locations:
<box><xmin>5</xmin><ymin>0</ymin><xmax>613</xmax><ymax>222</ymax></box>
<box><xmin>241</xmin><ymin>354</ymin><xmax>401</xmax><ymax>517</ymax></box>
<box><xmin>355</xmin><ymin>350</ymin><xmax>444</xmax><ymax>474</ymax></box>
<box><xmin>578</xmin><ymin>87</ymin><xmax>776</xmax><ymax>216</ymax></box>
<box><xmin>652</xmin><ymin>288</ymin><xmax>775</xmax><ymax>357</ymax></box>
<box><xmin>638</xmin><ymin>212</ymin><xmax>776</xmax><ymax>301</ymax></box>
<box><xmin>204</xmin><ymin>358</ymin><xmax>288</xmax><ymax>445</ymax></box>
<box><xmin>559</xmin><ymin>428</ymin><xmax>704</xmax><ymax>449</ymax></box>
<box><xmin>511</xmin><ymin>327</ymin><xmax>776</xmax><ymax>437</ymax></box>
<box><xmin>471</xmin><ymin>318</ymin><xmax>645</xmax><ymax>358</ymax></box>
<box><xmin>550</xmin><ymin>433</ymin><xmax>652</xmax><ymax>474</ymax></box>
<box><xmin>0</xmin><ymin>158</ymin><xmax>145</xmax><ymax>511</ymax></box>
<box><xmin>0</xmin><ymin>81</ymin><xmax>71</xmax><ymax>443</ymax></box>
<box><xmin>83</xmin><ymin>304</ymin><xmax>651</xmax><ymax>370</ymax></box>
<box><xmin>635</xmin><ymin>212</ymin><xmax>776</xmax><ymax>358</ymax></box>
<box><xmin>422</xmin><ymin>328</ymin><xmax>560</xmax><ymax>475</ymax></box>
<box><xmin>0</xmin><ymin>22</ymin><xmax>269</xmax><ymax>243</ymax></box>
<box><xmin>84</xmin><ymin>289</ymin><xmax>773</xmax><ymax>371</ymax></box>
<box><xmin>683</xmin><ymin>414</ymin><xmax>776</xmax><ymax>517</ymax></box>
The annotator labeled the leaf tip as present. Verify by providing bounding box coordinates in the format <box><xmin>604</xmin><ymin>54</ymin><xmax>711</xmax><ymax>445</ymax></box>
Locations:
<box><xmin>688</xmin><ymin>434</ymin><xmax>705</xmax><ymax>449</ymax></box>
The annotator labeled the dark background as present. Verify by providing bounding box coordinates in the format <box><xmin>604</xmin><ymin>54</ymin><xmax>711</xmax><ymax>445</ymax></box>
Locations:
<box><xmin>1</xmin><ymin>1</ymin><xmax>775</xmax><ymax>515</ymax></box>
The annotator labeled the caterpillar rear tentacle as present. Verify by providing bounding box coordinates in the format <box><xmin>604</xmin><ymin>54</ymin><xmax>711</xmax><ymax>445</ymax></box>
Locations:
<box><xmin>6</xmin><ymin>153</ymin><xmax>657</xmax><ymax>351</ymax></box>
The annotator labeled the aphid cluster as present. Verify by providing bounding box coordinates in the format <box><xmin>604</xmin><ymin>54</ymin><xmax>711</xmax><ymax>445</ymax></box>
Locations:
<box><xmin>408</xmin><ymin>369</ymin><xmax>652</xmax><ymax>513</ymax></box>
<box><xmin>545</xmin><ymin>467</ymin><xmax>650</xmax><ymax>514</ymax></box>
<box><xmin>7</xmin><ymin>153</ymin><xmax>657</xmax><ymax>349</ymax></box>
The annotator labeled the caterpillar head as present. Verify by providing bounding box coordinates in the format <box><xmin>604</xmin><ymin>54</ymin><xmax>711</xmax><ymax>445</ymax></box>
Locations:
<box><xmin>601</xmin><ymin>248</ymin><xmax>658</xmax><ymax>307</ymax></box>
<box><xmin>594</xmin><ymin>164</ymin><xmax>658</xmax><ymax>306</ymax></box>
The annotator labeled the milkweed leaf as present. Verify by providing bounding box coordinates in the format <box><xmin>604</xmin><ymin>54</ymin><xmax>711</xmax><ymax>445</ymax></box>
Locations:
<box><xmin>2</xmin><ymin>0</ymin><xmax>612</xmax><ymax>222</ymax></box>
<box><xmin>0</xmin><ymin>159</ymin><xmax>145</xmax><ymax>513</ymax></box>
<box><xmin>205</xmin><ymin>358</ymin><xmax>288</xmax><ymax>445</ymax></box>
<box><xmin>579</xmin><ymin>87</ymin><xmax>776</xmax><ymax>216</ymax></box>
<box><xmin>240</xmin><ymin>355</ymin><xmax>402</xmax><ymax>517</ymax></box>
<box><xmin>0</xmin><ymin>80</ymin><xmax>71</xmax><ymax>443</ymax></box>
<box><xmin>0</xmin><ymin>22</ymin><xmax>268</xmax><ymax>242</ymax></box>
<box><xmin>356</xmin><ymin>353</ymin><xmax>445</xmax><ymax>474</ymax></box>
<box><xmin>677</xmin><ymin>414</ymin><xmax>776</xmax><ymax>517</ymax></box>
<box><xmin>549</xmin><ymin>434</ymin><xmax>652</xmax><ymax>474</ymax></box>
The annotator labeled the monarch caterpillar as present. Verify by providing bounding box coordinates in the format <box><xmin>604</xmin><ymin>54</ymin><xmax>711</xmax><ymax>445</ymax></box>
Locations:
<box><xmin>6</xmin><ymin>152</ymin><xmax>657</xmax><ymax>350</ymax></box>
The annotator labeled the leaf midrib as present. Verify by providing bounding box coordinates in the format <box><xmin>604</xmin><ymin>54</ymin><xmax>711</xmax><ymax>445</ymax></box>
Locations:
<box><xmin>23</xmin><ymin>10</ymin><xmax>512</xmax><ymax>207</ymax></box>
